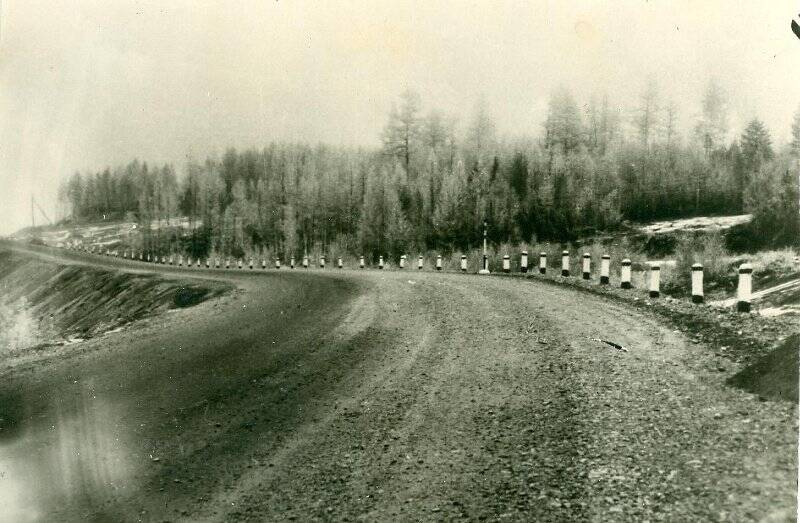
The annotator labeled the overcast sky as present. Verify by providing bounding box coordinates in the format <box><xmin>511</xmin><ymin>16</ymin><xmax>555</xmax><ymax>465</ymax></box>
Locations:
<box><xmin>1</xmin><ymin>1</ymin><xmax>799</xmax><ymax>234</ymax></box>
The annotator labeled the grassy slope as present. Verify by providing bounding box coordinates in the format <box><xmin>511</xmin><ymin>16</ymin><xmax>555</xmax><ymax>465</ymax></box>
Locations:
<box><xmin>0</xmin><ymin>249</ymin><xmax>232</xmax><ymax>354</ymax></box>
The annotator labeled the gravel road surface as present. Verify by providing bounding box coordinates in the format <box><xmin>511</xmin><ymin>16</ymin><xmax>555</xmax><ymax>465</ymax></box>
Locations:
<box><xmin>0</xmin><ymin>246</ymin><xmax>795</xmax><ymax>522</ymax></box>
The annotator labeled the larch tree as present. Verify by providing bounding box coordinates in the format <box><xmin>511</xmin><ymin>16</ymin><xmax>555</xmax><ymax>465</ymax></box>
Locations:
<box><xmin>382</xmin><ymin>89</ymin><xmax>422</xmax><ymax>180</ymax></box>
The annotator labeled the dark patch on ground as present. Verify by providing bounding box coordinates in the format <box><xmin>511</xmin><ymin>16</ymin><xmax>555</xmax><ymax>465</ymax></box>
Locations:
<box><xmin>0</xmin><ymin>391</ymin><xmax>25</xmax><ymax>441</ymax></box>
<box><xmin>727</xmin><ymin>334</ymin><xmax>799</xmax><ymax>402</ymax></box>
<box><xmin>173</xmin><ymin>285</ymin><xmax>218</xmax><ymax>308</ymax></box>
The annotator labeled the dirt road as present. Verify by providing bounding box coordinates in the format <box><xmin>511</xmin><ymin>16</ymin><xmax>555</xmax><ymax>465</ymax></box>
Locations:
<box><xmin>0</xmin><ymin>246</ymin><xmax>795</xmax><ymax>521</ymax></box>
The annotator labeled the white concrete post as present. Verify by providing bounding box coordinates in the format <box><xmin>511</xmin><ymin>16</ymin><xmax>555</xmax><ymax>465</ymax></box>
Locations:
<box><xmin>187</xmin><ymin>256</ymin><xmax>191</xmax><ymax>266</ymax></box>
<box><xmin>139</xmin><ymin>252</ymin><xmax>144</xmax><ymax>261</ymax></box>
<box><xmin>262</xmin><ymin>259</ymin><xmax>266</xmax><ymax>270</ymax></box>
<box><xmin>196</xmin><ymin>258</ymin><xmax>201</xmax><ymax>268</ymax></box>
<box><xmin>302</xmin><ymin>256</ymin><xmax>309</xmax><ymax>268</ymax></box>
<box><xmin>169</xmin><ymin>255</ymin><xmax>173</xmax><ymax>265</ymax></box>
<box><xmin>649</xmin><ymin>263</ymin><xmax>661</xmax><ymax>298</ymax></box>
<box><xmin>539</xmin><ymin>252</ymin><xmax>547</xmax><ymax>274</ymax></box>
<box><xmin>436</xmin><ymin>255</ymin><xmax>443</xmax><ymax>271</ymax></box>
<box><xmin>238</xmin><ymin>259</ymin><xmax>243</xmax><ymax>269</ymax></box>
<box><xmin>147</xmin><ymin>253</ymin><xmax>151</xmax><ymax>262</ymax></box>
<box><xmin>620</xmin><ymin>259</ymin><xmax>632</xmax><ymax>289</ymax></box>
<box><xmin>290</xmin><ymin>257</ymin><xmax>295</xmax><ymax>269</ymax></box>
<box><xmin>418</xmin><ymin>255</ymin><xmax>423</xmax><ymax>270</ymax></box>
<box><xmin>561</xmin><ymin>251</ymin><xmax>570</xmax><ymax>277</ymax></box>
<box><xmin>582</xmin><ymin>253</ymin><xmax>591</xmax><ymax>280</ymax></box>
<box><xmin>399</xmin><ymin>255</ymin><xmax>406</xmax><ymax>269</ymax></box>
<box><xmin>737</xmin><ymin>263</ymin><xmax>753</xmax><ymax>312</ymax></box>
<box><xmin>162</xmin><ymin>256</ymin><xmax>167</xmax><ymax>264</ymax></box>
<box><xmin>520</xmin><ymin>251</ymin><xmax>528</xmax><ymax>273</ymax></box>
<box><xmin>359</xmin><ymin>255</ymin><xmax>365</xmax><ymax>269</ymax></box>
<box><xmin>600</xmin><ymin>255</ymin><xmax>610</xmax><ymax>284</ymax></box>
<box><xmin>275</xmin><ymin>258</ymin><xmax>281</xmax><ymax>269</ymax></box>
<box><xmin>338</xmin><ymin>257</ymin><xmax>343</xmax><ymax>269</ymax></box>
<box><xmin>215</xmin><ymin>258</ymin><xmax>220</xmax><ymax>268</ymax></box>
<box><xmin>247</xmin><ymin>258</ymin><xmax>252</xmax><ymax>269</ymax></box>
<box><xmin>502</xmin><ymin>255</ymin><xmax>510</xmax><ymax>273</ymax></box>
<box><xmin>320</xmin><ymin>256</ymin><xmax>325</xmax><ymax>269</ymax></box>
<box><xmin>206</xmin><ymin>259</ymin><xmax>210</xmax><ymax>268</ymax></box>
<box><xmin>226</xmin><ymin>259</ymin><xmax>230</xmax><ymax>269</ymax></box>
<box><xmin>178</xmin><ymin>255</ymin><xmax>183</xmax><ymax>266</ymax></box>
<box><xmin>378</xmin><ymin>256</ymin><xmax>384</xmax><ymax>269</ymax></box>
<box><xmin>691</xmin><ymin>263</ymin><xmax>704</xmax><ymax>303</ymax></box>
<box><xmin>460</xmin><ymin>255</ymin><xmax>467</xmax><ymax>272</ymax></box>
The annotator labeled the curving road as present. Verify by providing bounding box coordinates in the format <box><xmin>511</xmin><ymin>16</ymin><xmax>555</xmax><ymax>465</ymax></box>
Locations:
<box><xmin>0</xmin><ymin>246</ymin><xmax>795</xmax><ymax>521</ymax></box>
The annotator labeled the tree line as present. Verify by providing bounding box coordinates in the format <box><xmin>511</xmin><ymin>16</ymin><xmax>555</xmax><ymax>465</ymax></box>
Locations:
<box><xmin>59</xmin><ymin>79</ymin><xmax>800</xmax><ymax>258</ymax></box>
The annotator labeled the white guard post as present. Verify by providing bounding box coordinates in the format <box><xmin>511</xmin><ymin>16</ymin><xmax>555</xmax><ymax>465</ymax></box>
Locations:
<box><xmin>691</xmin><ymin>263</ymin><xmax>704</xmax><ymax>303</ymax></box>
<box><xmin>737</xmin><ymin>263</ymin><xmax>752</xmax><ymax>312</ymax></box>
<box><xmin>649</xmin><ymin>263</ymin><xmax>660</xmax><ymax>298</ymax></box>
<box><xmin>600</xmin><ymin>255</ymin><xmax>610</xmax><ymax>284</ymax></box>
<box><xmin>620</xmin><ymin>259</ymin><xmax>632</xmax><ymax>289</ymax></box>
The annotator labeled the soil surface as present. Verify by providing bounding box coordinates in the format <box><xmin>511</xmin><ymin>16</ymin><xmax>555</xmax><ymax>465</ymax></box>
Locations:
<box><xmin>0</xmin><ymin>244</ymin><xmax>796</xmax><ymax>522</ymax></box>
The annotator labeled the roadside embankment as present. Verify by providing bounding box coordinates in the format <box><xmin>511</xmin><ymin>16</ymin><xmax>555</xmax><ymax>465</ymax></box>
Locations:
<box><xmin>0</xmin><ymin>248</ymin><xmax>232</xmax><ymax>355</ymax></box>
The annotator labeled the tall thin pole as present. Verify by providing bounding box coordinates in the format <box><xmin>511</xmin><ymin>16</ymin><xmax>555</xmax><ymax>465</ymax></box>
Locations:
<box><xmin>479</xmin><ymin>220</ymin><xmax>490</xmax><ymax>274</ymax></box>
<box><xmin>31</xmin><ymin>195</ymin><xmax>35</xmax><ymax>229</ymax></box>
<box><xmin>483</xmin><ymin>221</ymin><xmax>487</xmax><ymax>257</ymax></box>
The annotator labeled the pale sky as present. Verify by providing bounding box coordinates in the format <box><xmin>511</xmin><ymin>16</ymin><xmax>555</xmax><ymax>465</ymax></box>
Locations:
<box><xmin>1</xmin><ymin>1</ymin><xmax>799</xmax><ymax>234</ymax></box>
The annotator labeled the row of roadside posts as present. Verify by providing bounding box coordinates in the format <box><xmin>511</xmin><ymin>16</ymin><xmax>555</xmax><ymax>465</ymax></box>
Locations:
<box><xmin>74</xmin><ymin>245</ymin><xmax>755</xmax><ymax>313</ymax></box>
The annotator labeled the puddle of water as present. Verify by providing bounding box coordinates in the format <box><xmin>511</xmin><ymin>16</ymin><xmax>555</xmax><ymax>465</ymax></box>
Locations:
<box><xmin>0</xmin><ymin>380</ymin><xmax>138</xmax><ymax>520</ymax></box>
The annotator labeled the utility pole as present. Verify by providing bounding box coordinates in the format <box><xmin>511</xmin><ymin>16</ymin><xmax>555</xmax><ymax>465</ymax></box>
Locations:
<box><xmin>479</xmin><ymin>220</ymin><xmax>490</xmax><ymax>274</ymax></box>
